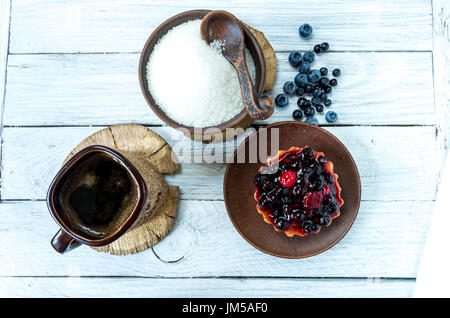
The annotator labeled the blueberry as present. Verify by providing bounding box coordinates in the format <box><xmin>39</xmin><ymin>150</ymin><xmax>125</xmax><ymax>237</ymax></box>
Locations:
<box><xmin>313</xmin><ymin>44</ymin><xmax>322</xmax><ymax>53</ymax></box>
<box><xmin>305</xmin><ymin>117</ymin><xmax>319</xmax><ymax>125</ymax></box>
<box><xmin>315</xmin><ymin>104</ymin><xmax>324</xmax><ymax>113</ymax></box>
<box><xmin>319</xmin><ymin>77</ymin><xmax>329</xmax><ymax>87</ymax></box>
<box><xmin>319</xmin><ymin>67</ymin><xmax>328</xmax><ymax>76</ymax></box>
<box><xmin>296</xmin><ymin>87</ymin><xmax>305</xmax><ymax>96</ymax></box>
<box><xmin>332</xmin><ymin>69</ymin><xmax>341</xmax><ymax>77</ymax></box>
<box><xmin>294</xmin><ymin>73</ymin><xmax>308</xmax><ymax>86</ymax></box>
<box><xmin>293</xmin><ymin>109</ymin><xmax>303</xmax><ymax>120</ymax></box>
<box><xmin>320</xmin><ymin>93</ymin><xmax>328</xmax><ymax>101</ymax></box>
<box><xmin>311</xmin><ymin>97</ymin><xmax>322</xmax><ymax>106</ymax></box>
<box><xmin>319</xmin><ymin>215</ymin><xmax>331</xmax><ymax>226</ymax></box>
<box><xmin>274</xmin><ymin>217</ymin><xmax>288</xmax><ymax>230</ymax></box>
<box><xmin>324</xmin><ymin>98</ymin><xmax>332</xmax><ymax>106</ymax></box>
<box><xmin>297</xmin><ymin>97</ymin><xmax>308</xmax><ymax>110</ymax></box>
<box><xmin>275</xmin><ymin>94</ymin><xmax>289</xmax><ymax>107</ymax></box>
<box><xmin>323</xmin><ymin>85</ymin><xmax>332</xmax><ymax>94</ymax></box>
<box><xmin>307</xmin><ymin>70</ymin><xmax>321</xmax><ymax>83</ymax></box>
<box><xmin>298</xmin><ymin>62</ymin><xmax>310</xmax><ymax>74</ymax></box>
<box><xmin>312</xmin><ymin>87</ymin><xmax>322</xmax><ymax>97</ymax></box>
<box><xmin>320</xmin><ymin>42</ymin><xmax>330</xmax><ymax>51</ymax></box>
<box><xmin>304</xmin><ymin>107</ymin><xmax>315</xmax><ymax>117</ymax></box>
<box><xmin>304</xmin><ymin>83</ymin><xmax>314</xmax><ymax>93</ymax></box>
<box><xmin>288</xmin><ymin>51</ymin><xmax>302</xmax><ymax>67</ymax></box>
<box><xmin>299</xmin><ymin>23</ymin><xmax>313</xmax><ymax>37</ymax></box>
<box><xmin>283</xmin><ymin>81</ymin><xmax>297</xmax><ymax>94</ymax></box>
<box><xmin>303</xmin><ymin>51</ymin><xmax>315</xmax><ymax>63</ymax></box>
<box><xmin>325</xmin><ymin>111</ymin><xmax>338</xmax><ymax>123</ymax></box>
<box><xmin>329</xmin><ymin>78</ymin><xmax>338</xmax><ymax>86</ymax></box>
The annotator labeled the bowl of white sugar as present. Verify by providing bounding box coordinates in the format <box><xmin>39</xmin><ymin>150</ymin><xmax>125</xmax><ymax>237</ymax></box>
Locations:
<box><xmin>139</xmin><ymin>10</ymin><xmax>267</xmax><ymax>142</ymax></box>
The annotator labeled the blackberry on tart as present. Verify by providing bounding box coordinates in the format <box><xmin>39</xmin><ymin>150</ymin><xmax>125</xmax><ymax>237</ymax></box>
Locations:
<box><xmin>253</xmin><ymin>146</ymin><xmax>343</xmax><ymax>237</ymax></box>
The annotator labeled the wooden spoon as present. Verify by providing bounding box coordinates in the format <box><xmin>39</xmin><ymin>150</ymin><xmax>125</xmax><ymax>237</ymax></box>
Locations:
<box><xmin>201</xmin><ymin>11</ymin><xmax>274</xmax><ymax>120</ymax></box>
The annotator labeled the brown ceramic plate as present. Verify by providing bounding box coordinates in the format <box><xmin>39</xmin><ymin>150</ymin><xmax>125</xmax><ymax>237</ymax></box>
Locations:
<box><xmin>224</xmin><ymin>121</ymin><xmax>361</xmax><ymax>258</ymax></box>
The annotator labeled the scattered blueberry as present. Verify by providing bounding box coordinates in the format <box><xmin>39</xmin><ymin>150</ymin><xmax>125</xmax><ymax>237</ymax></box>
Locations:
<box><xmin>305</xmin><ymin>117</ymin><xmax>319</xmax><ymax>125</ymax></box>
<box><xmin>293</xmin><ymin>109</ymin><xmax>303</xmax><ymax>120</ymax></box>
<box><xmin>315</xmin><ymin>104</ymin><xmax>324</xmax><ymax>113</ymax></box>
<box><xmin>304</xmin><ymin>83</ymin><xmax>314</xmax><ymax>93</ymax></box>
<box><xmin>307</xmin><ymin>70</ymin><xmax>321</xmax><ymax>83</ymax></box>
<box><xmin>304</xmin><ymin>106</ymin><xmax>315</xmax><ymax>117</ymax></box>
<box><xmin>272</xmin><ymin>26</ymin><xmax>343</xmax><ymax>125</ymax></box>
<box><xmin>303</xmin><ymin>51</ymin><xmax>315</xmax><ymax>63</ymax></box>
<box><xmin>299</xmin><ymin>24</ymin><xmax>313</xmax><ymax>37</ymax></box>
<box><xmin>297</xmin><ymin>97</ymin><xmax>308</xmax><ymax>110</ymax></box>
<box><xmin>275</xmin><ymin>94</ymin><xmax>289</xmax><ymax>107</ymax></box>
<box><xmin>288</xmin><ymin>51</ymin><xmax>302</xmax><ymax>67</ymax></box>
<box><xmin>283</xmin><ymin>81</ymin><xmax>297</xmax><ymax>94</ymax></box>
<box><xmin>312</xmin><ymin>87</ymin><xmax>322</xmax><ymax>97</ymax></box>
<box><xmin>325</xmin><ymin>111</ymin><xmax>338</xmax><ymax>123</ymax></box>
<box><xmin>319</xmin><ymin>77</ymin><xmax>329</xmax><ymax>87</ymax></box>
<box><xmin>294</xmin><ymin>73</ymin><xmax>308</xmax><ymax>86</ymax></box>
<box><xmin>332</xmin><ymin>69</ymin><xmax>341</xmax><ymax>77</ymax></box>
<box><xmin>298</xmin><ymin>61</ymin><xmax>310</xmax><ymax>74</ymax></box>
<box><xmin>319</xmin><ymin>67</ymin><xmax>328</xmax><ymax>76</ymax></box>
<box><xmin>320</xmin><ymin>42</ymin><xmax>330</xmax><ymax>51</ymax></box>
<box><xmin>311</xmin><ymin>97</ymin><xmax>322</xmax><ymax>106</ymax></box>
<box><xmin>296</xmin><ymin>87</ymin><xmax>305</xmax><ymax>96</ymax></box>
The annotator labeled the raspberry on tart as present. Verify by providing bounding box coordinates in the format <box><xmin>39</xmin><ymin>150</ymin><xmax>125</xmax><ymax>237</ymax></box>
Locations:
<box><xmin>253</xmin><ymin>146</ymin><xmax>343</xmax><ymax>237</ymax></box>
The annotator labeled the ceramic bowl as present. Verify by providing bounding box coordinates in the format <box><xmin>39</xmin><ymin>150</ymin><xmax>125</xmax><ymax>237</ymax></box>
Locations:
<box><xmin>138</xmin><ymin>9</ymin><xmax>266</xmax><ymax>142</ymax></box>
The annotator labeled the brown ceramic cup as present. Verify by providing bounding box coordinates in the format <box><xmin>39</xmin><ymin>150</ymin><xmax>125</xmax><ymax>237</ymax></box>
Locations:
<box><xmin>47</xmin><ymin>145</ymin><xmax>168</xmax><ymax>253</ymax></box>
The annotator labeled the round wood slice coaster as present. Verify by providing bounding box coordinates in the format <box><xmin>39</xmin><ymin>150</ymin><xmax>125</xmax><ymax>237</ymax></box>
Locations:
<box><xmin>242</xmin><ymin>22</ymin><xmax>277</xmax><ymax>92</ymax></box>
<box><xmin>62</xmin><ymin>123</ymin><xmax>180</xmax><ymax>255</ymax></box>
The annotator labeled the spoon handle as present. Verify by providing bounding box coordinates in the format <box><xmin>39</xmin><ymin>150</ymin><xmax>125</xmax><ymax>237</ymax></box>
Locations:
<box><xmin>235</xmin><ymin>58</ymin><xmax>274</xmax><ymax>120</ymax></box>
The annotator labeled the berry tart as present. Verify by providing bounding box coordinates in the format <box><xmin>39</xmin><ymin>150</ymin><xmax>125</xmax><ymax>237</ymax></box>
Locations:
<box><xmin>253</xmin><ymin>146</ymin><xmax>343</xmax><ymax>237</ymax></box>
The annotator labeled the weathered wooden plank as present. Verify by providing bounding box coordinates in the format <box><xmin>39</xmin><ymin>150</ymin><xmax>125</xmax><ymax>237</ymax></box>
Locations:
<box><xmin>0</xmin><ymin>276</ymin><xmax>414</xmax><ymax>298</ymax></box>
<box><xmin>9</xmin><ymin>0</ymin><xmax>432</xmax><ymax>53</ymax></box>
<box><xmin>433</xmin><ymin>0</ymin><xmax>450</xmax><ymax>176</ymax></box>
<box><xmin>3</xmin><ymin>52</ymin><xmax>434</xmax><ymax>126</ymax></box>
<box><xmin>0</xmin><ymin>126</ymin><xmax>437</xmax><ymax>201</ymax></box>
<box><xmin>0</xmin><ymin>200</ymin><xmax>431</xmax><ymax>278</ymax></box>
<box><xmin>0</xmin><ymin>0</ymin><xmax>10</xmax><ymax>137</ymax></box>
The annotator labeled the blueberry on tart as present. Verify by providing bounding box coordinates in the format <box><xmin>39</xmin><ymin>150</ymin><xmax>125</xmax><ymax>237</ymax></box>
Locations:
<box><xmin>253</xmin><ymin>146</ymin><xmax>343</xmax><ymax>237</ymax></box>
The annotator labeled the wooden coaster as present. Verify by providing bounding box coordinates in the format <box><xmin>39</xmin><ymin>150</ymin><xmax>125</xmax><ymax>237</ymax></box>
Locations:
<box><xmin>62</xmin><ymin>124</ymin><xmax>180</xmax><ymax>255</ymax></box>
<box><xmin>243</xmin><ymin>22</ymin><xmax>277</xmax><ymax>92</ymax></box>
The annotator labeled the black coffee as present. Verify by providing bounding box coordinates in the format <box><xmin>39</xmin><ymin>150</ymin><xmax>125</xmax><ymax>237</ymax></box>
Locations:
<box><xmin>59</xmin><ymin>153</ymin><xmax>137</xmax><ymax>237</ymax></box>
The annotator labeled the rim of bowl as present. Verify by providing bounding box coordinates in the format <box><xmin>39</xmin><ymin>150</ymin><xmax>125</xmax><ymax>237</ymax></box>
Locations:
<box><xmin>138</xmin><ymin>9</ymin><xmax>267</xmax><ymax>135</ymax></box>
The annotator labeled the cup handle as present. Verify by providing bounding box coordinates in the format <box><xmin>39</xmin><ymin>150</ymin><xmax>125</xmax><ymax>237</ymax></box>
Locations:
<box><xmin>51</xmin><ymin>229</ymin><xmax>80</xmax><ymax>253</ymax></box>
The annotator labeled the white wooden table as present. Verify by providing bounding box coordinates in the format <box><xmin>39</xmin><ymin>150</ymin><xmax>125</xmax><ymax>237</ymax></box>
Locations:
<box><xmin>0</xmin><ymin>0</ymin><xmax>448</xmax><ymax>298</ymax></box>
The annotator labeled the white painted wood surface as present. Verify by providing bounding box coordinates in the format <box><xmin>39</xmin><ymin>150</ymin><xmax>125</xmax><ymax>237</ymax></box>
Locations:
<box><xmin>9</xmin><ymin>0</ymin><xmax>432</xmax><ymax>53</ymax></box>
<box><xmin>0</xmin><ymin>277</ymin><xmax>415</xmax><ymax>298</ymax></box>
<box><xmin>0</xmin><ymin>126</ymin><xmax>437</xmax><ymax>201</ymax></box>
<box><xmin>0</xmin><ymin>0</ymin><xmax>10</xmax><ymax>132</ymax></box>
<box><xmin>434</xmin><ymin>0</ymin><xmax>450</xmax><ymax>174</ymax></box>
<box><xmin>0</xmin><ymin>200</ymin><xmax>432</xmax><ymax>278</ymax></box>
<box><xmin>3</xmin><ymin>52</ymin><xmax>434</xmax><ymax>126</ymax></box>
<box><xmin>0</xmin><ymin>0</ymin><xmax>445</xmax><ymax>298</ymax></box>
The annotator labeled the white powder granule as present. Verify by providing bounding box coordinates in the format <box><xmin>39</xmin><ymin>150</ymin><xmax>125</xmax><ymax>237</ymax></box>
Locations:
<box><xmin>146</xmin><ymin>19</ymin><xmax>256</xmax><ymax>128</ymax></box>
